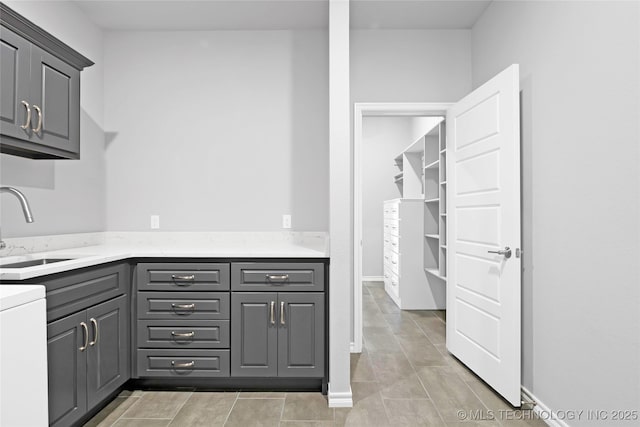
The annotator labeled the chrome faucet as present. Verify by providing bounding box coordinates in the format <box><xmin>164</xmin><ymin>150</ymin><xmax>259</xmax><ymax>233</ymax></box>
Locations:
<box><xmin>0</xmin><ymin>186</ymin><xmax>34</xmax><ymax>249</ymax></box>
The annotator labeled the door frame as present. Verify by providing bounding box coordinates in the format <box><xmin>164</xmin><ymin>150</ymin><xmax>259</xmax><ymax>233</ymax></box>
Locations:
<box><xmin>352</xmin><ymin>102</ymin><xmax>452</xmax><ymax>353</ymax></box>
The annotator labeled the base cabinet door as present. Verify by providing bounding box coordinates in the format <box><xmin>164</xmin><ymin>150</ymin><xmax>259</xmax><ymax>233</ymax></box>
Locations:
<box><xmin>86</xmin><ymin>295</ymin><xmax>129</xmax><ymax>408</ymax></box>
<box><xmin>277</xmin><ymin>293</ymin><xmax>324</xmax><ymax>377</ymax></box>
<box><xmin>47</xmin><ymin>311</ymin><xmax>87</xmax><ymax>427</ymax></box>
<box><xmin>231</xmin><ymin>292</ymin><xmax>278</xmax><ymax>377</ymax></box>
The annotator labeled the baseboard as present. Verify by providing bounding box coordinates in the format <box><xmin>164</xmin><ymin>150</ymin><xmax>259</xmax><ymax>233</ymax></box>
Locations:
<box><xmin>328</xmin><ymin>384</ymin><xmax>353</xmax><ymax>408</ymax></box>
<box><xmin>521</xmin><ymin>386</ymin><xmax>569</xmax><ymax>427</ymax></box>
<box><xmin>362</xmin><ymin>276</ymin><xmax>384</xmax><ymax>282</ymax></box>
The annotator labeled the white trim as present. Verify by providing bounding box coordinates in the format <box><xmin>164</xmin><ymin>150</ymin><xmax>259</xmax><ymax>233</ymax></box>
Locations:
<box><xmin>353</xmin><ymin>102</ymin><xmax>453</xmax><ymax>357</ymax></box>
<box><xmin>521</xmin><ymin>386</ymin><xmax>567</xmax><ymax>427</ymax></box>
<box><xmin>328</xmin><ymin>384</ymin><xmax>353</xmax><ymax>408</ymax></box>
<box><xmin>362</xmin><ymin>276</ymin><xmax>384</xmax><ymax>282</ymax></box>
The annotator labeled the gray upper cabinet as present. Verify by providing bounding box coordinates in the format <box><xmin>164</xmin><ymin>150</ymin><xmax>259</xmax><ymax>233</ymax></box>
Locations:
<box><xmin>0</xmin><ymin>3</ymin><xmax>92</xmax><ymax>159</ymax></box>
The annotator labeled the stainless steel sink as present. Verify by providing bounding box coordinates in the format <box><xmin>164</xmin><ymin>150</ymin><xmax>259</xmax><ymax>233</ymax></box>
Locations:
<box><xmin>0</xmin><ymin>258</ymin><xmax>72</xmax><ymax>268</ymax></box>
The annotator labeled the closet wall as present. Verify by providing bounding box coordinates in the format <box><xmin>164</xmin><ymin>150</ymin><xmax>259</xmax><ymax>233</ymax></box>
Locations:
<box><xmin>472</xmin><ymin>0</ymin><xmax>640</xmax><ymax>419</ymax></box>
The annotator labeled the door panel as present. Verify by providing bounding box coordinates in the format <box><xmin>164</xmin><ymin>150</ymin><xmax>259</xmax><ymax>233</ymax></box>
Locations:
<box><xmin>231</xmin><ymin>292</ymin><xmax>278</xmax><ymax>376</ymax></box>
<box><xmin>0</xmin><ymin>27</ymin><xmax>30</xmax><ymax>141</ymax></box>
<box><xmin>277</xmin><ymin>293</ymin><xmax>324</xmax><ymax>377</ymax></box>
<box><xmin>47</xmin><ymin>311</ymin><xmax>87</xmax><ymax>427</ymax></box>
<box><xmin>446</xmin><ymin>64</ymin><xmax>521</xmax><ymax>406</ymax></box>
<box><xmin>29</xmin><ymin>45</ymin><xmax>80</xmax><ymax>155</ymax></box>
<box><xmin>87</xmin><ymin>295</ymin><xmax>129</xmax><ymax>408</ymax></box>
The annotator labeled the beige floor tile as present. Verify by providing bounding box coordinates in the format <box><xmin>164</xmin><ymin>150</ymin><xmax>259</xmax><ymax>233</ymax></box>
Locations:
<box><xmin>335</xmin><ymin>388</ymin><xmax>390</xmax><ymax>426</ymax></box>
<box><xmin>168</xmin><ymin>392</ymin><xmax>237</xmax><ymax>427</ymax></box>
<box><xmin>112</xmin><ymin>420</ymin><xmax>171</xmax><ymax>427</ymax></box>
<box><xmin>281</xmin><ymin>393</ymin><xmax>334</xmax><ymax>421</ymax></box>
<box><xmin>416</xmin><ymin>366</ymin><xmax>488</xmax><ymax>423</ymax></box>
<box><xmin>238</xmin><ymin>391</ymin><xmax>287</xmax><ymax>399</ymax></box>
<box><xmin>280</xmin><ymin>422</ymin><xmax>335</xmax><ymax>426</ymax></box>
<box><xmin>120</xmin><ymin>391</ymin><xmax>191</xmax><ymax>419</ymax></box>
<box><xmin>379</xmin><ymin>373</ymin><xmax>428</xmax><ymax>399</ymax></box>
<box><xmin>368</xmin><ymin>352</ymin><xmax>414</xmax><ymax>385</ymax></box>
<box><xmin>382</xmin><ymin>398</ymin><xmax>445</xmax><ymax>426</ymax></box>
<box><xmin>363</xmin><ymin>327</ymin><xmax>402</xmax><ymax>354</ymax></box>
<box><xmin>396</xmin><ymin>335</ymin><xmax>448</xmax><ymax>368</ymax></box>
<box><xmin>83</xmin><ymin>396</ymin><xmax>140</xmax><ymax>427</ymax></box>
<box><xmin>350</xmin><ymin>352</ymin><xmax>377</xmax><ymax>382</ymax></box>
<box><xmin>224</xmin><ymin>398</ymin><xmax>285</xmax><ymax>427</ymax></box>
<box><xmin>414</xmin><ymin>316</ymin><xmax>447</xmax><ymax>345</ymax></box>
<box><xmin>382</xmin><ymin>313</ymin><xmax>425</xmax><ymax>337</ymax></box>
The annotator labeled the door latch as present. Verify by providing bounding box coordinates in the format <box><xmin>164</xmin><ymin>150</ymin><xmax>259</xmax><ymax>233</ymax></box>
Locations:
<box><xmin>487</xmin><ymin>246</ymin><xmax>512</xmax><ymax>259</ymax></box>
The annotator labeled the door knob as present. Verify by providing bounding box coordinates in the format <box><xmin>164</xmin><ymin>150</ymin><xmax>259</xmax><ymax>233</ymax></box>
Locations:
<box><xmin>488</xmin><ymin>246</ymin><xmax>512</xmax><ymax>259</ymax></box>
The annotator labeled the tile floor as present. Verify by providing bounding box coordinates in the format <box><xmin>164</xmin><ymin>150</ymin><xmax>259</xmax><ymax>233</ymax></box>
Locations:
<box><xmin>85</xmin><ymin>281</ymin><xmax>546</xmax><ymax>426</ymax></box>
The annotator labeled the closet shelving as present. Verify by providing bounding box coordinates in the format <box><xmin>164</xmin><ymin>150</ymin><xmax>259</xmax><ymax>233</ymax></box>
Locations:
<box><xmin>423</xmin><ymin>120</ymin><xmax>447</xmax><ymax>285</ymax></box>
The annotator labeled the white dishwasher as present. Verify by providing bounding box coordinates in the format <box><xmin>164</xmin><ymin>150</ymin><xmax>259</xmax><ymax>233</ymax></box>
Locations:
<box><xmin>0</xmin><ymin>285</ymin><xmax>49</xmax><ymax>426</ymax></box>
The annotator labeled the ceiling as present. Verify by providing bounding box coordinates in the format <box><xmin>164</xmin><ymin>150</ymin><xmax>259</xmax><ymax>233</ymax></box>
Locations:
<box><xmin>73</xmin><ymin>0</ymin><xmax>492</xmax><ymax>31</ymax></box>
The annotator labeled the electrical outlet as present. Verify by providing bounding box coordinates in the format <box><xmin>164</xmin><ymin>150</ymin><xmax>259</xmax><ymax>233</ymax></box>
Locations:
<box><xmin>150</xmin><ymin>215</ymin><xmax>160</xmax><ymax>229</ymax></box>
<box><xmin>282</xmin><ymin>214</ymin><xmax>291</xmax><ymax>229</ymax></box>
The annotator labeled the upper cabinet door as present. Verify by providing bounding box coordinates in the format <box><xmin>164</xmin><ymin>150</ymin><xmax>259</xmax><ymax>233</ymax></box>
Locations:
<box><xmin>0</xmin><ymin>26</ymin><xmax>31</xmax><ymax>141</ymax></box>
<box><xmin>29</xmin><ymin>45</ymin><xmax>80</xmax><ymax>158</ymax></box>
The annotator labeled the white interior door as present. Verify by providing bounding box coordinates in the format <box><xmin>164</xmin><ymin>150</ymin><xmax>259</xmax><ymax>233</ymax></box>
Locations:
<box><xmin>446</xmin><ymin>65</ymin><xmax>521</xmax><ymax>406</ymax></box>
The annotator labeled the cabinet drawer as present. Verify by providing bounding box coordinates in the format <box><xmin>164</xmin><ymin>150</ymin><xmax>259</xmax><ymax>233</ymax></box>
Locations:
<box><xmin>136</xmin><ymin>263</ymin><xmax>230</xmax><ymax>291</ymax></box>
<box><xmin>384</xmin><ymin>203</ymin><xmax>399</xmax><ymax>219</ymax></box>
<box><xmin>231</xmin><ymin>262</ymin><xmax>324</xmax><ymax>292</ymax></box>
<box><xmin>383</xmin><ymin>219</ymin><xmax>400</xmax><ymax>236</ymax></box>
<box><xmin>384</xmin><ymin>234</ymin><xmax>399</xmax><ymax>253</ymax></box>
<box><xmin>44</xmin><ymin>263</ymin><xmax>128</xmax><ymax>322</ymax></box>
<box><xmin>137</xmin><ymin>349</ymin><xmax>230</xmax><ymax>378</ymax></box>
<box><xmin>137</xmin><ymin>292</ymin><xmax>230</xmax><ymax>320</ymax></box>
<box><xmin>137</xmin><ymin>320</ymin><xmax>229</xmax><ymax>349</ymax></box>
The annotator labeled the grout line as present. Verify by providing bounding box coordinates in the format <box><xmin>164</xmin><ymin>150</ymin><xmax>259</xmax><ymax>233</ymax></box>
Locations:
<box><xmin>221</xmin><ymin>392</ymin><xmax>239</xmax><ymax>426</ymax></box>
<box><xmin>111</xmin><ymin>395</ymin><xmax>142</xmax><ymax>424</ymax></box>
<box><xmin>168</xmin><ymin>391</ymin><xmax>193</xmax><ymax>423</ymax></box>
<box><xmin>278</xmin><ymin>393</ymin><xmax>287</xmax><ymax>424</ymax></box>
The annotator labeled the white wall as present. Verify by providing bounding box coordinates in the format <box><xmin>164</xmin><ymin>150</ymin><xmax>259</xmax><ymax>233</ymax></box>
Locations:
<box><xmin>472</xmin><ymin>1</ymin><xmax>640</xmax><ymax>419</ymax></box>
<box><xmin>362</xmin><ymin>116</ymin><xmax>413</xmax><ymax>277</ymax></box>
<box><xmin>0</xmin><ymin>1</ymin><xmax>105</xmax><ymax>239</ymax></box>
<box><xmin>351</xmin><ymin>29</ymin><xmax>472</xmax><ymax>103</ymax></box>
<box><xmin>103</xmin><ymin>30</ymin><xmax>328</xmax><ymax>232</ymax></box>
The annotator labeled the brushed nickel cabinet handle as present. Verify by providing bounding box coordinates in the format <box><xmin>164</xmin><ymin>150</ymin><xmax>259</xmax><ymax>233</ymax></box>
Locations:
<box><xmin>171</xmin><ymin>331</ymin><xmax>195</xmax><ymax>338</ymax></box>
<box><xmin>280</xmin><ymin>301</ymin><xmax>285</xmax><ymax>325</ymax></box>
<box><xmin>171</xmin><ymin>361</ymin><xmax>195</xmax><ymax>368</ymax></box>
<box><xmin>172</xmin><ymin>303</ymin><xmax>195</xmax><ymax>310</ymax></box>
<box><xmin>270</xmin><ymin>301</ymin><xmax>275</xmax><ymax>325</ymax></box>
<box><xmin>32</xmin><ymin>105</ymin><xmax>42</xmax><ymax>133</ymax></box>
<box><xmin>266</xmin><ymin>274</ymin><xmax>289</xmax><ymax>281</ymax></box>
<box><xmin>20</xmin><ymin>101</ymin><xmax>31</xmax><ymax>130</ymax></box>
<box><xmin>79</xmin><ymin>322</ymin><xmax>88</xmax><ymax>351</ymax></box>
<box><xmin>89</xmin><ymin>318</ymin><xmax>98</xmax><ymax>346</ymax></box>
<box><xmin>172</xmin><ymin>274</ymin><xmax>195</xmax><ymax>281</ymax></box>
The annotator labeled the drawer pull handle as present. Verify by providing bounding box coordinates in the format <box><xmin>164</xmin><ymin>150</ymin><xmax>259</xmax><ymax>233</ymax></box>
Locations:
<box><xmin>391</xmin><ymin>261</ymin><xmax>397</xmax><ymax>265</ymax></box>
<box><xmin>79</xmin><ymin>322</ymin><xmax>88</xmax><ymax>352</ymax></box>
<box><xmin>32</xmin><ymin>105</ymin><xmax>42</xmax><ymax>133</ymax></box>
<box><xmin>171</xmin><ymin>360</ymin><xmax>195</xmax><ymax>368</ymax></box>
<box><xmin>270</xmin><ymin>301</ymin><xmax>275</xmax><ymax>325</ymax></box>
<box><xmin>266</xmin><ymin>274</ymin><xmax>289</xmax><ymax>282</ymax></box>
<box><xmin>89</xmin><ymin>318</ymin><xmax>98</xmax><ymax>346</ymax></box>
<box><xmin>280</xmin><ymin>301</ymin><xmax>285</xmax><ymax>325</ymax></box>
<box><xmin>172</xmin><ymin>303</ymin><xmax>195</xmax><ymax>311</ymax></box>
<box><xmin>171</xmin><ymin>331</ymin><xmax>195</xmax><ymax>338</ymax></box>
<box><xmin>20</xmin><ymin>101</ymin><xmax>31</xmax><ymax>130</ymax></box>
<box><xmin>172</xmin><ymin>274</ymin><xmax>195</xmax><ymax>281</ymax></box>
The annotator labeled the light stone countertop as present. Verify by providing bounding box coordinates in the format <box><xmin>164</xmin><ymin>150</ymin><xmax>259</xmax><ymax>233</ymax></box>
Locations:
<box><xmin>0</xmin><ymin>232</ymin><xmax>329</xmax><ymax>281</ymax></box>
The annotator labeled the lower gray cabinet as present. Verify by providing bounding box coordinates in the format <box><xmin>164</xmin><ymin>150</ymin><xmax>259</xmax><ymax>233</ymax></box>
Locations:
<box><xmin>47</xmin><ymin>295</ymin><xmax>129</xmax><ymax>427</ymax></box>
<box><xmin>231</xmin><ymin>292</ymin><xmax>324</xmax><ymax>378</ymax></box>
<box><xmin>47</xmin><ymin>311</ymin><xmax>87</xmax><ymax>427</ymax></box>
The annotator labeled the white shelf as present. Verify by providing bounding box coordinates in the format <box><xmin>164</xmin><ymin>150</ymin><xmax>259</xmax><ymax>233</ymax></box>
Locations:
<box><xmin>425</xmin><ymin>268</ymin><xmax>446</xmax><ymax>280</ymax></box>
<box><xmin>425</xmin><ymin>234</ymin><xmax>439</xmax><ymax>240</ymax></box>
<box><xmin>440</xmin><ymin>181</ymin><xmax>447</xmax><ymax>185</ymax></box>
<box><xmin>440</xmin><ymin>149</ymin><xmax>447</xmax><ymax>154</ymax></box>
<box><xmin>425</xmin><ymin>198</ymin><xmax>439</xmax><ymax>203</ymax></box>
<box><xmin>440</xmin><ymin>213</ymin><xmax>447</xmax><ymax>217</ymax></box>
<box><xmin>424</xmin><ymin>160</ymin><xmax>439</xmax><ymax>170</ymax></box>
